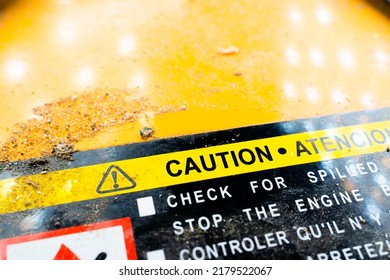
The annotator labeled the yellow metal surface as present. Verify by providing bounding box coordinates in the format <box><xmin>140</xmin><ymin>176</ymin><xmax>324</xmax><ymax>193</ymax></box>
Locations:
<box><xmin>0</xmin><ymin>0</ymin><xmax>390</xmax><ymax>161</ymax></box>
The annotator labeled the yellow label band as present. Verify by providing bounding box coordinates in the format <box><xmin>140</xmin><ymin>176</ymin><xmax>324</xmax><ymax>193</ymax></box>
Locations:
<box><xmin>1</xmin><ymin>120</ymin><xmax>390</xmax><ymax>215</ymax></box>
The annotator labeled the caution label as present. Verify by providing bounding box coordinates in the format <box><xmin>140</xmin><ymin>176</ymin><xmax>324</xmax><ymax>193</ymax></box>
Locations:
<box><xmin>1</xmin><ymin>118</ymin><xmax>390</xmax><ymax>214</ymax></box>
<box><xmin>1</xmin><ymin>108</ymin><xmax>390</xmax><ymax>259</ymax></box>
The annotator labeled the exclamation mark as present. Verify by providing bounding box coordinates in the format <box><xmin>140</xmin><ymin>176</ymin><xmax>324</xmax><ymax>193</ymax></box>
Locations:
<box><xmin>112</xmin><ymin>170</ymin><xmax>119</xmax><ymax>189</ymax></box>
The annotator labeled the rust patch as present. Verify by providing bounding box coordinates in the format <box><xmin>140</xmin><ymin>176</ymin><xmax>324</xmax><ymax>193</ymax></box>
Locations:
<box><xmin>0</xmin><ymin>88</ymin><xmax>173</xmax><ymax>162</ymax></box>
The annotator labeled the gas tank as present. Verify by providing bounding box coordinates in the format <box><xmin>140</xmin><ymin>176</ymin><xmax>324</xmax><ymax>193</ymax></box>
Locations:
<box><xmin>1</xmin><ymin>0</ymin><xmax>390</xmax><ymax>260</ymax></box>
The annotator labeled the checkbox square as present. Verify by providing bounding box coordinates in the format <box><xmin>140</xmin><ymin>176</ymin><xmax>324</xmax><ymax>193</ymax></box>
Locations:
<box><xmin>136</xmin><ymin>196</ymin><xmax>156</xmax><ymax>217</ymax></box>
<box><xmin>147</xmin><ymin>249</ymin><xmax>165</xmax><ymax>260</ymax></box>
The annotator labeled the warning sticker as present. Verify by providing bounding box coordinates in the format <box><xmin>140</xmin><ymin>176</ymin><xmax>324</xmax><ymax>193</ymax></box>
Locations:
<box><xmin>1</xmin><ymin>108</ymin><xmax>390</xmax><ymax>259</ymax></box>
<box><xmin>0</xmin><ymin>218</ymin><xmax>137</xmax><ymax>260</ymax></box>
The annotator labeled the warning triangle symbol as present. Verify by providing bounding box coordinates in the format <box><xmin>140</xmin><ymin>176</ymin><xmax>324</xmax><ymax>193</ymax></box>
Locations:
<box><xmin>96</xmin><ymin>165</ymin><xmax>136</xmax><ymax>194</ymax></box>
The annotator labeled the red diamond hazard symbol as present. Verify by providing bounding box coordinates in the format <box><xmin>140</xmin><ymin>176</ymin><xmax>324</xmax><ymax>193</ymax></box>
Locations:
<box><xmin>0</xmin><ymin>218</ymin><xmax>137</xmax><ymax>260</ymax></box>
<box><xmin>96</xmin><ymin>165</ymin><xmax>136</xmax><ymax>194</ymax></box>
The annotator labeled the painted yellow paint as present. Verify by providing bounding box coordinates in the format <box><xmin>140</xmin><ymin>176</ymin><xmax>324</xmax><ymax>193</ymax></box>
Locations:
<box><xmin>1</xmin><ymin>0</ymin><xmax>390</xmax><ymax>155</ymax></box>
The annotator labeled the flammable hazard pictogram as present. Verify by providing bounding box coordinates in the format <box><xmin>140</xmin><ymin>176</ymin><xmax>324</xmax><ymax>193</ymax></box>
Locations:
<box><xmin>53</xmin><ymin>244</ymin><xmax>80</xmax><ymax>260</ymax></box>
<box><xmin>0</xmin><ymin>218</ymin><xmax>137</xmax><ymax>260</ymax></box>
<box><xmin>96</xmin><ymin>165</ymin><xmax>136</xmax><ymax>194</ymax></box>
<box><xmin>53</xmin><ymin>244</ymin><xmax>108</xmax><ymax>260</ymax></box>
